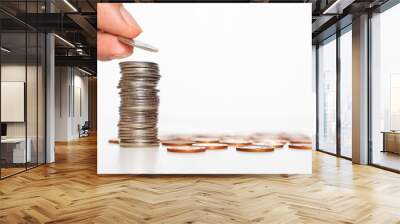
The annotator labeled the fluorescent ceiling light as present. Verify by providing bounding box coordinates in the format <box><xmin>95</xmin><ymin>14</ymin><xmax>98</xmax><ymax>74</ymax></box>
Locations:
<box><xmin>323</xmin><ymin>0</ymin><xmax>355</xmax><ymax>14</ymax></box>
<box><xmin>63</xmin><ymin>0</ymin><xmax>78</xmax><ymax>12</ymax></box>
<box><xmin>76</xmin><ymin>49</ymin><xmax>86</xmax><ymax>55</ymax></box>
<box><xmin>54</xmin><ymin>34</ymin><xmax>75</xmax><ymax>48</ymax></box>
<box><xmin>78</xmin><ymin>67</ymin><xmax>92</xmax><ymax>76</ymax></box>
<box><xmin>1</xmin><ymin>47</ymin><xmax>11</xmax><ymax>53</ymax></box>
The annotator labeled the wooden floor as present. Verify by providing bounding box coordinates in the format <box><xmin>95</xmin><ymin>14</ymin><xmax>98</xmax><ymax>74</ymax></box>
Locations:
<box><xmin>1</xmin><ymin>135</ymin><xmax>400</xmax><ymax>224</ymax></box>
<box><xmin>373</xmin><ymin>151</ymin><xmax>400</xmax><ymax>171</ymax></box>
<box><xmin>1</xmin><ymin>167</ymin><xmax>26</xmax><ymax>178</ymax></box>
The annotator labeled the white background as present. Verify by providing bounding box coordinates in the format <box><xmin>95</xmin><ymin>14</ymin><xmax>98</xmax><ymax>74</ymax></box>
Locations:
<box><xmin>98</xmin><ymin>4</ymin><xmax>312</xmax><ymax>174</ymax></box>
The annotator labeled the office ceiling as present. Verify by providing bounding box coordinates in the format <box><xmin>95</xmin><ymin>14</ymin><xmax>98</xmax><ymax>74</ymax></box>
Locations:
<box><xmin>0</xmin><ymin>0</ymin><xmax>97</xmax><ymax>74</ymax></box>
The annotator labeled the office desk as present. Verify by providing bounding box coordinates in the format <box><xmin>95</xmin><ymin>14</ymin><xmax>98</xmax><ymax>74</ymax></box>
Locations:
<box><xmin>1</xmin><ymin>138</ymin><xmax>31</xmax><ymax>163</ymax></box>
<box><xmin>382</xmin><ymin>131</ymin><xmax>400</xmax><ymax>154</ymax></box>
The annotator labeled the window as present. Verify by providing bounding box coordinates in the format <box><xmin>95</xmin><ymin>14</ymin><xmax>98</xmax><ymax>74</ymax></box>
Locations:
<box><xmin>318</xmin><ymin>36</ymin><xmax>337</xmax><ymax>154</ymax></box>
<box><xmin>371</xmin><ymin>3</ymin><xmax>400</xmax><ymax>171</ymax></box>
<box><xmin>340</xmin><ymin>28</ymin><xmax>352</xmax><ymax>158</ymax></box>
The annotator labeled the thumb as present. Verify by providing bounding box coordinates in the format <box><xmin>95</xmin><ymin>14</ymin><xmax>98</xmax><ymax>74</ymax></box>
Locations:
<box><xmin>97</xmin><ymin>3</ymin><xmax>142</xmax><ymax>39</ymax></box>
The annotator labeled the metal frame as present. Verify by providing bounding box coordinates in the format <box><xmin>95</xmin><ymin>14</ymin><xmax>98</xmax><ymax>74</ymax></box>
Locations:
<box><xmin>316</xmin><ymin>32</ymin><xmax>338</xmax><ymax>157</ymax></box>
<box><xmin>0</xmin><ymin>20</ymin><xmax>2</xmax><ymax>179</ymax></box>
<box><xmin>367</xmin><ymin>0</ymin><xmax>400</xmax><ymax>172</ymax></box>
<box><xmin>315</xmin><ymin>22</ymin><xmax>353</xmax><ymax>162</ymax></box>
<box><xmin>316</xmin><ymin>0</ymin><xmax>400</xmax><ymax>172</ymax></box>
<box><xmin>316</xmin><ymin>44</ymin><xmax>319</xmax><ymax>150</ymax></box>
<box><xmin>0</xmin><ymin>0</ymin><xmax>47</xmax><ymax>180</ymax></box>
<box><xmin>25</xmin><ymin>2</ymin><xmax>28</xmax><ymax>172</ymax></box>
<box><xmin>367</xmin><ymin>11</ymin><xmax>373</xmax><ymax>166</ymax></box>
<box><xmin>336</xmin><ymin>28</ymin><xmax>341</xmax><ymax>157</ymax></box>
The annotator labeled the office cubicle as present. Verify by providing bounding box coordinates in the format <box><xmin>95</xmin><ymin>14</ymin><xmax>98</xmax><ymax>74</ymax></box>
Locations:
<box><xmin>0</xmin><ymin>0</ymin><xmax>46</xmax><ymax>179</ymax></box>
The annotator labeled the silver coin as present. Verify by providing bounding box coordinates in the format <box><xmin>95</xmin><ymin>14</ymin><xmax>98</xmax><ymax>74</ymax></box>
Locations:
<box><xmin>118</xmin><ymin>128</ymin><xmax>158</xmax><ymax>132</ymax></box>
<box><xmin>120</xmin><ymin>71</ymin><xmax>159</xmax><ymax>76</ymax></box>
<box><xmin>119</xmin><ymin>61</ymin><xmax>159</xmax><ymax>68</ymax></box>
<box><xmin>118</xmin><ymin>61</ymin><xmax>160</xmax><ymax>147</ymax></box>
<box><xmin>120</xmin><ymin>140</ymin><xmax>159</xmax><ymax>144</ymax></box>
<box><xmin>120</xmin><ymin>70</ymin><xmax>160</xmax><ymax>75</ymax></box>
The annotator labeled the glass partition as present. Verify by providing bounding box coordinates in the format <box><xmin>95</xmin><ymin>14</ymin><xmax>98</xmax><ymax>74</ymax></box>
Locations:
<box><xmin>318</xmin><ymin>36</ymin><xmax>337</xmax><ymax>155</ymax></box>
<box><xmin>0</xmin><ymin>0</ymin><xmax>46</xmax><ymax>179</ymax></box>
<box><xmin>1</xmin><ymin>30</ymin><xmax>28</xmax><ymax>178</ymax></box>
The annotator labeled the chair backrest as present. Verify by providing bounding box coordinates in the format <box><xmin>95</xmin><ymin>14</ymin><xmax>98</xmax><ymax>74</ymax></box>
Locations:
<box><xmin>82</xmin><ymin>121</ymin><xmax>90</xmax><ymax>129</ymax></box>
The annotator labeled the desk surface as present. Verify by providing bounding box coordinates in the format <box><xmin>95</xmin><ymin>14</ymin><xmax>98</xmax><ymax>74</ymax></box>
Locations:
<box><xmin>98</xmin><ymin>140</ymin><xmax>312</xmax><ymax>174</ymax></box>
<box><xmin>1</xmin><ymin>138</ymin><xmax>27</xmax><ymax>143</ymax></box>
<box><xmin>381</xmin><ymin>131</ymin><xmax>400</xmax><ymax>134</ymax></box>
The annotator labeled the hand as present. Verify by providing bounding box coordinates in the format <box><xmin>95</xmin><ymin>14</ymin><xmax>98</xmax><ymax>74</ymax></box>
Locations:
<box><xmin>97</xmin><ymin>3</ymin><xmax>142</xmax><ymax>60</ymax></box>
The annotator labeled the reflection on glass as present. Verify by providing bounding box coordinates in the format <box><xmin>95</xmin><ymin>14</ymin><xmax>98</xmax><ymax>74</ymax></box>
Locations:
<box><xmin>340</xmin><ymin>29</ymin><xmax>352</xmax><ymax>158</ymax></box>
<box><xmin>371</xmin><ymin>3</ymin><xmax>400</xmax><ymax>171</ymax></box>
<box><xmin>1</xmin><ymin>31</ymin><xmax>27</xmax><ymax>177</ymax></box>
<box><xmin>0</xmin><ymin>1</ymin><xmax>47</xmax><ymax>178</ymax></box>
<box><xmin>27</xmin><ymin>31</ymin><xmax>38</xmax><ymax>169</ymax></box>
<box><xmin>38</xmin><ymin>32</ymin><xmax>46</xmax><ymax>165</ymax></box>
<box><xmin>318</xmin><ymin>37</ymin><xmax>337</xmax><ymax>154</ymax></box>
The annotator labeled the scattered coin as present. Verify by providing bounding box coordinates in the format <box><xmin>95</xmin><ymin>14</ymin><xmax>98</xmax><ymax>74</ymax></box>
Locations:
<box><xmin>290</xmin><ymin>139</ymin><xmax>312</xmax><ymax>144</ymax></box>
<box><xmin>120</xmin><ymin>142</ymin><xmax>160</xmax><ymax>148</ymax></box>
<box><xmin>220</xmin><ymin>139</ymin><xmax>252</xmax><ymax>147</ymax></box>
<box><xmin>161</xmin><ymin>140</ymin><xmax>194</xmax><ymax>146</ymax></box>
<box><xmin>253</xmin><ymin>140</ymin><xmax>286</xmax><ymax>148</ymax></box>
<box><xmin>160</xmin><ymin>135</ymin><xmax>193</xmax><ymax>141</ymax></box>
<box><xmin>108</xmin><ymin>139</ymin><xmax>119</xmax><ymax>144</ymax></box>
<box><xmin>193</xmin><ymin>143</ymin><xmax>228</xmax><ymax>150</ymax></box>
<box><xmin>288</xmin><ymin>144</ymin><xmax>312</xmax><ymax>150</ymax></box>
<box><xmin>193</xmin><ymin>137</ymin><xmax>221</xmax><ymax>143</ymax></box>
<box><xmin>253</xmin><ymin>143</ymin><xmax>284</xmax><ymax>148</ymax></box>
<box><xmin>236</xmin><ymin>145</ymin><xmax>275</xmax><ymax>152</ymax></box>
<box><xmin>118</xmin><ymin>61</ymin><xmax>160</xmax><ymax>148</ymax></box>
<box><xmin>167</xmin><ymin>146</ymin><xmax>207</xmax><ymax>153</ymax></box>
<box><xmin>272</xmin><ymin>143</ymin><xmax>285</xmax><ymax>148</ymax></box>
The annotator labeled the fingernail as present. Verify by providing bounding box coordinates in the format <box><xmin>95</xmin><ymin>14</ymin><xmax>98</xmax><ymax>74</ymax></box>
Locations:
<box><xmin>115</xmin><ymin>52</ymin><xmax>131</xmax><ymax>59</ymax></box>
<box><xmin>120</xmin><ymin>6</ymin><xmax>142</xmax><ymax>32</ymax></box>
<box><xmin>114</xmin><ymin>49</ymin><xmax>132</xmax><ymax>59</ymax></box>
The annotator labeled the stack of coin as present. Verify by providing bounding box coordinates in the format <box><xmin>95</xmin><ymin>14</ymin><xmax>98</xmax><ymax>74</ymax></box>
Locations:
<box><xmin>118</xmin><ymin>61</ymin><xmax>161</xmax><ymax>147</ymax></box>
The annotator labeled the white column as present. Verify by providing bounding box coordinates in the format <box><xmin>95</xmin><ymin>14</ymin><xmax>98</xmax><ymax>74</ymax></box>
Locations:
<box><xmin>46</xmin><ymin>33</ymin><xmax>55</xmax><ymax>163</ymax></box>
<box><xmin>352</xmin><ymin>14</ymin><xmax>369</xmax><ymax>164</ymax></box>
<box><xmin>45</xmin><ymin>0</ymin><xmax>56</xmax><ymax>163</ymax></box>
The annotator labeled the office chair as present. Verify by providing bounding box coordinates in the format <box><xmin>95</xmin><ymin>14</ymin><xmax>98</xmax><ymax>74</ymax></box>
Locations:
<box><xmin>79</xmin><ymin>121</ymin><xmax>90</xmax><ymax>138</ymax></box>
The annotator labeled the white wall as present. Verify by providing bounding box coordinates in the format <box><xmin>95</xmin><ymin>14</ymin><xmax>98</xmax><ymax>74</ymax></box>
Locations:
<box><xmin>55</xmin><ymin>66</ymin><xmax>70</xmax><ymax>141</ymax></box>
<box><xmin>54</xmin><ymin>67</ymin><xmax>89</xmax><ymax>141</ymax></box>
<box><xmin>72</xmin><ymin>73</ymin><xmax>89</xmax><ymax>138</ymax></box>
<box><xmin>1</xmin><ymin>65</ymin><xmax>39</xmax><ymax>138</ymax></box>
<box><xmin>1</xmin><ymin>64</ymin><xmax>46</xmax><ymax>163</ymax></box>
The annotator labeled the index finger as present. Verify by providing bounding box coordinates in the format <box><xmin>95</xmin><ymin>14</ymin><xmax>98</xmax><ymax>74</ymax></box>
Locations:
<box><xmin>97</xmin><ymin>3</ymin><xmax>142</xmax><ymax>39</ymax></box>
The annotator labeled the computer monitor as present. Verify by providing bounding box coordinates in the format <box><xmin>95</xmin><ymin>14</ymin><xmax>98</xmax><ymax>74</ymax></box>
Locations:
<box><xmin>1</xmin><ymin>123</ymin><xmax>7</xmax><ymax>137</ymax></box>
